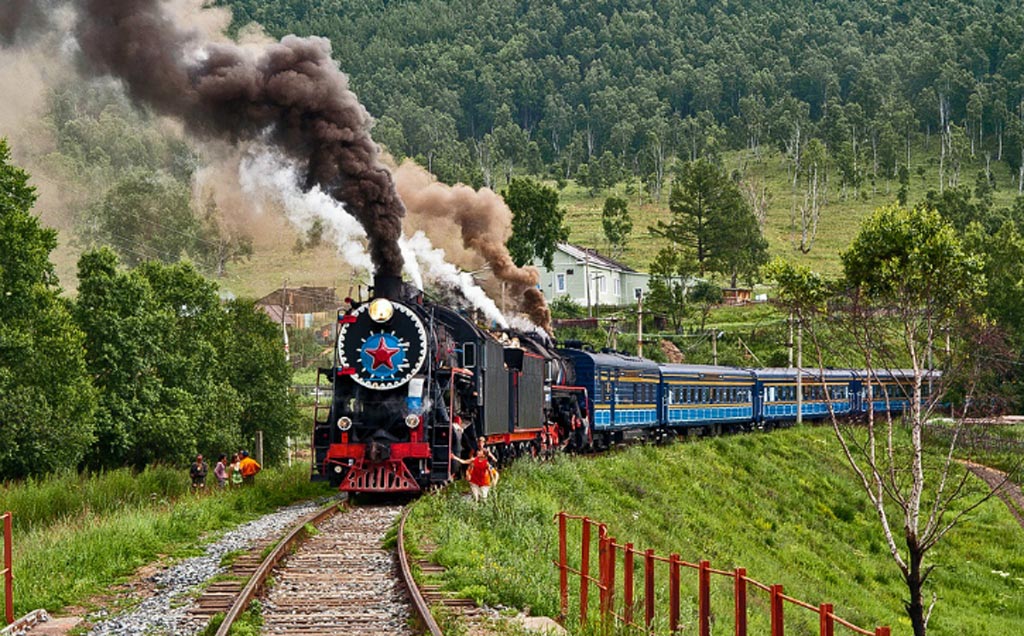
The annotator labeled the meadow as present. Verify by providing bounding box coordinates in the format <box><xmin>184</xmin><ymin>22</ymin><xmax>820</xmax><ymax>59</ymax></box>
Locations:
<box><xmin>405</xmin><ymin>425</ymin><xmax>1024</xmax><ymax>636</ymax></box>
<box><xmin>1</xmin><ymin>464</ymin><xmax>328</xmax><ymax>615</ymax></box>
<box><xmin>556</xmin><ymin>140</ymin><xmax>1021</xmax><ymax>279</ymax></box>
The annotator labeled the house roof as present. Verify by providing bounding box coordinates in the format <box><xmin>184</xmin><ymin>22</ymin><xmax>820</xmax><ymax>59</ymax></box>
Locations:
<box><xmin>556</xmin><ymin>243</ymin><xmax>637</xmax><ymax>273</ymax></box>
<box><xmin>258</xmin><ymin>304</ymin><xmax>295</xmax><ymax>326</ymax></box>
<box><xmin>255</xmin><ymin>286</ymin><xmax>342</xmax><ymax>314</ymax></box>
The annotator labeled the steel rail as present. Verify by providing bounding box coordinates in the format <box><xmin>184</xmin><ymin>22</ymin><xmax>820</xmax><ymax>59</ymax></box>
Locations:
<box><xmin>398</xmin><ymin>506</ymin><xmax>444</xmax><ymax>636</ymax></box>
<box><xmin>214</xmin><ymin>500</ymin><xmax>343</xmax><ymax>636</ymax></box>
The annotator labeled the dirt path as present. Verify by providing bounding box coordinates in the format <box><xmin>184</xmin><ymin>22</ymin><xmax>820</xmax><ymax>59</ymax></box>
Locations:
<box><xmin>962</xmin><ymin>461</ymin><xmax>1024</xmax><ymax>530</ymax></box>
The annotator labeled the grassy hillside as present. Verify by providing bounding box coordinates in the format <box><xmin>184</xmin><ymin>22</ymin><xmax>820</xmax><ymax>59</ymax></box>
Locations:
<box><xmin>406</xmin><ymin>426</ymin><xmax>1024</xmax><ymax>635</ymax></box>
<box><xmin>558</xmin><ymin>142</ymin><xmax>1023</xmax><ymax>277</ymax></box>
<box><xmin>209</xmin><ymin>139</ymin><xmax>1016</xmax><ymax>303</ymax></box>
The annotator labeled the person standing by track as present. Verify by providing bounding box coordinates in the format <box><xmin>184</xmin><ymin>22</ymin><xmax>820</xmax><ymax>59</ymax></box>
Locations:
<box><xmin>238</xmin><ymin>450</ymin><xmax>261</xmax><ymax>485</ymax></box>
<box><xmin>213</xmin><ymin>454</ymin><xmax>229</xmax><ymax>488</ymax></box>
<box><xmin>189</xmin><ymin>454</ymin><xmax>208</xmax><ymax>491</ymax></box>
<box><xmin>451</xmin><ymin>445</ymin><xmax>498</xmax><ymax>502</ymax></box>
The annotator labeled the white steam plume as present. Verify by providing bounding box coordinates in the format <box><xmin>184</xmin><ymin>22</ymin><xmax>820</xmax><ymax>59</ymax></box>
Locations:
<box><xmin>238</xmin><ymin>149</ymin><xmax>373</xmax><ymax>274</ymax></box>
<box><xmin>398</xmin><ymin>237</ymin><xmax>424</xmax><ymax>290</ymax></box>
<box><xmin>402</xmin><ymin>232</ymin><xmax>508</xmax><ymax>327</ymax></box>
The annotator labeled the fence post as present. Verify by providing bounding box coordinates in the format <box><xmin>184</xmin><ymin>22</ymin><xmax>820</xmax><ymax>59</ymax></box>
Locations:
<box><xmin>820</xmin><ymin>603</ymin><xmax>833</xmax><ymax>636</ymax></box>
<box><xmin>598</xmin><ymin>527</ymin><xmax>609</xmax><ymax>621</ymax></box>
<box><xmin>624</xmin><ymin>544</ymin><xmax>634</xmax><ymax>626</ymax></box>
<box><xmin>601</xmin><ymin>535</ymin><xmax>616</xmax><ymax>622</ymax></box>
<box><xmin>875</xmin><ymin>628</ymin><xmax>891</xmax><ymax>636</ymax></box>
<box><xmin>698</xmin><ymin>560</ymin><xmax>710</xmax><ymax>636</ymax></box>
<box><xmin>770</xmin><ymin>584</ymin><xmax>784</xmax><ymax>636</ymax></box>
<box><xmin>558</xmin><ymin>512</ymin><xmax>568</xmax><ymax>621</ymax></box>
<box><xmin>645</xmin><ymin>549</ymin><xmax>656</xmax><ymax>629</ymax></box>
<box><xmin>580</xmin><ymin>519</ymin><xmax>591</xmax><ymax>626</ymax></box>
<box><xmin>3</xmin><ymin>512</ymin><xmax>12</xmax><ymax>626</ymax></box>
<box><xmin>669</xmin><ymin>553</ymin><xmax>681</xmax><ymax>633</ymax></box>
<box><xmin>734</xmin><ymin>568</ymin><xmax>747</xmax><ymax>636</ymax></box>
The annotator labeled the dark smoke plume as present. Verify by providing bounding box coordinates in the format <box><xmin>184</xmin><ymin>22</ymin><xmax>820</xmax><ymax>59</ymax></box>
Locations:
<box><xmin>0</xmin><ymin>0</ymin><xmax>50</xmax><ymax>45</ymax></box>
<box><xmin>394</xmin><ymin>160</ymin><xmax>551</xmax><ymax>333</ymax></box>
<box><xmin>3</xmin><ymin>0</ymin><xmax>405</xmax><ymax>276</ymax></box>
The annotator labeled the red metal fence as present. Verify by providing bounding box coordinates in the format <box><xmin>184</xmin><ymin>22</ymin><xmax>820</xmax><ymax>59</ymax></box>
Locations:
<box><xmin>2</xmin><ymin>512</ymin><xmax>11</xmax><ymax>625</ymax></box>
<box><xmin>555</xmin><ymin>512</ymin><xmax>890</xmax><ymax>636</ymax></box>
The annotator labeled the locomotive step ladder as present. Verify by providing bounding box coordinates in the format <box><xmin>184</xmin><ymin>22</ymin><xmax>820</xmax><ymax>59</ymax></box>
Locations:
<box><xmin>428</xmin><ymin>418</ymin><xmax>454</xmax><ymax>483</ymax></box>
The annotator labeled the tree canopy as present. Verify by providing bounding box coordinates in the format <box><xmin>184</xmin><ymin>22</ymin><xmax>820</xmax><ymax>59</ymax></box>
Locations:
<box><xmin>221</xmin><ymin>0</ymin><xmax>1024</xmax><ymax>193</ymax></box>
<box><xmin>505</xmin><ymin>177</ymin><xmax>569</xmax><ymax>269</ymax></box>
<box><xmin>0</xmin><ymin>139</ymin><xmax>97</xmax><ymax>478</ymax></box>
<box><xmin>651</xmin><ymin>160</ymin><xmax>768</xmax><ymax>284</ymax></box>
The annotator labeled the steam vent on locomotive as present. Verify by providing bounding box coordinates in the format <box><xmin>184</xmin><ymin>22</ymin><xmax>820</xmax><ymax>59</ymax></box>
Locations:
<box><xmin>311</xmin><ymin>274</ymin><xmax>588</xmax><ymax>493</ymax></box>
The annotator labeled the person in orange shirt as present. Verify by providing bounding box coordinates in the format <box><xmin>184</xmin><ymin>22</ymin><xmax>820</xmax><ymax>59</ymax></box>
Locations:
<box><xmin>238</xmin><ymin>450</ymin><xmax>261</xmax><ymax>485</ymax></box>
<box><xmin>451</xmin><ymin>445</ymin><xmax>497</xmax><ymax>502</ymax></box>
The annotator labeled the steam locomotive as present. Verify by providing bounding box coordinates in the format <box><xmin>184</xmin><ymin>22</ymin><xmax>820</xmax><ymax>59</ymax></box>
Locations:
<box><xmin>310</xmin><ymin>275</ymin><xmax>919</xmax><ymax>493</ymax></box>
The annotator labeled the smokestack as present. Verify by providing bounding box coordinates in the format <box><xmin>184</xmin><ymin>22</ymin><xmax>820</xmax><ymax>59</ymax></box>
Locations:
<box><xmin>372</xmin><ymin>274</ymin><xmax>403</xmax><ymax>300</ymax></box>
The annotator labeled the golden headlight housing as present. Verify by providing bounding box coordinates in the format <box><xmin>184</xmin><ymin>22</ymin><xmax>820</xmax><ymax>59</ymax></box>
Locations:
<box><xmin>368</xmin><ymin>298</ymin><xmax>394</xmax><ymax>323</ymax></box>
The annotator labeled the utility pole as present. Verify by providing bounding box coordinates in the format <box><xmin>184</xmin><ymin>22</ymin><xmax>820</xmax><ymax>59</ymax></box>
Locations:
<box><xmin>796</xmin><ymin>317</ymin><xmax>803</xmax><ymax>425</ymax></box>
<box><xmin>584</xmin><ymin>252</ymin><xmax>592</xmax><ymax>318</ymax></box>
<box><xmin>282</xmin><ymin>279</ymin><xmax>290</xmax><ymax>363</ymax></box>
<box><xmin>787</xmin><ymin>311</ymin><xmax>794</xmax><ymax>368</ymax></box>
<box><xmin>636</xmin><ymin>291</ymin><xmax>644</xmax><ymax>358</ymax></box>
<box><xmin>711</xmin><ymin>330</ymin><xmax>718</xmax><ymax>366</ymax></box>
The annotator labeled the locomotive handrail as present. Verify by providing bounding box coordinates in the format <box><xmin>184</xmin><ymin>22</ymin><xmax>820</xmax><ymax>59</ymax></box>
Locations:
<box><xmin>554</xmin><ymin>512</ymin><xmax>891</xmax><ymax>636</ymax></box>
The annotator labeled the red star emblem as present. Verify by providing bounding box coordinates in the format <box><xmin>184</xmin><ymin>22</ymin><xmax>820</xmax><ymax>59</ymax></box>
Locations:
<box><xmin>366</xmin><ymin>336</ymin><xmax>399</xmax><ymax>370</ymax></box>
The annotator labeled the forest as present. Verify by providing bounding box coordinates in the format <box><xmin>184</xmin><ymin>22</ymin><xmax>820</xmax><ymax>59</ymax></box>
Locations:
<box><xmin>6</xmin><ymin>0</ymin><xmax>1024</xmax><ymax>478</ymax></box>
<box><xmin>221</xmin><ymin>0</ymin><xmax>1024</xmax><ymax>195</ymax></box>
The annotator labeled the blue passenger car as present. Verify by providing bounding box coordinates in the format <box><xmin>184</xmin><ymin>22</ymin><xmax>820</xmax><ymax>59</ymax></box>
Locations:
<box><xmin>658</xmin><ymin>364</ymin><xmax>756</xmax><ymax>432</ymax></box>
<box><xmin>559</xmin><ymin>347</ymin><xmax>660</xmax><ymax>438</ymax></box>
<box><xmin>754</xmin><ymin>368</ymin><xmax>859</xmax><ymax>425</ymax></box>
<box><xmin>860</xmin><ymin>369</ymin><xmax>918</xmax><ymax>414</ymax></box>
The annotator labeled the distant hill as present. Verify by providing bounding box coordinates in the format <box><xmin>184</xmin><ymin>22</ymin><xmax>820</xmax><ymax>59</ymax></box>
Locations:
<box><xmin>215</xmin><ymin>0</ymin><xmax>1024</xmax><ymax>277</ymax></box>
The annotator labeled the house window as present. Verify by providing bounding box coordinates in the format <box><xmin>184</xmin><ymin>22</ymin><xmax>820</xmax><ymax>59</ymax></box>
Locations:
<box><xmin>556</xmin><ymin>273</ymin><xmax>566</xmax><ymax>292</ymax></box>
<box><xmin>598</xmin><ymin>275</ymin><xmax>607</xmax><ymax>293</ymax></box>
<box><xmin>613</xmin><ymin>278</ymin><xmax>621</xmax><ymax>296</ymax></box>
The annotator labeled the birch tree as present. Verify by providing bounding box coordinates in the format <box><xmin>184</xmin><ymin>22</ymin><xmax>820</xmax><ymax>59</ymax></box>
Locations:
<box><xmin>771</xmin><ymin>204</ymin><xmax>1007</xmax><ymax>636</ymax></box>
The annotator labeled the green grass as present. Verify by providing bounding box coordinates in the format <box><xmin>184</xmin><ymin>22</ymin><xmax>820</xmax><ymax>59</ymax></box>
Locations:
<box><xmin>554</xmin><ymin>141</ymin><xmax>1022</xmax><ymax>279</ymax></box>
<box><xmin>0</xmin><ymin>465</ymin><xmax>187</xmax><ymax>533</ymax></box>
<box><xmin>406</xmin><ymin>426</ymin><xmax>1024</xmax><ymax>636</ymax></box>
<box><xmin>6</xmin><ymin>464</ymin><xmax>330</xmax><ymax>615</ymax></box>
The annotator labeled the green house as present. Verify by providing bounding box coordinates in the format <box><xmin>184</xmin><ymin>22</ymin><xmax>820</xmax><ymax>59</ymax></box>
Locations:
<box><xmin>533</xmin><ymin>243</ymin><xmax>650</xmax><ymax>309</ymax></box>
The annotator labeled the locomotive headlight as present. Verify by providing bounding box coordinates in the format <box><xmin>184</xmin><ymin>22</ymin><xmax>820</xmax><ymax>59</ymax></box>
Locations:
<box><xmin>334</xmin><ymin>465</ymin><xmax>343</xmax><ymax>473</ymax></box>
<box><xmin>337</xmin><ymin>416</ymin><xmax>353</xmax><ymax>431</ymax></box>
<box><xmin>405</xmin><ymin>414</ymin><xmax>420</xmax><ymax>429</ymax></box>
<box><xmin>368</xmin><ymin>298</ymin><xmax>394</xmax><ymax>323</ymax></box>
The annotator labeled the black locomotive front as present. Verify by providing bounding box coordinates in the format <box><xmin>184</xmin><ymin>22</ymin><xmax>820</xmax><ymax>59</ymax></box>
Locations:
<box><xmin>312</xmin><ymin>275</ymin><xmax>453</xmax><ymax>492</ymax></box>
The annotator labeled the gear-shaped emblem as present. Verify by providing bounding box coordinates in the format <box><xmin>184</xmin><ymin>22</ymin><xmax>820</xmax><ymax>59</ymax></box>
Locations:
<box><xmin>338</xmin><ymin>300</ymin><xmax>427</xmax><ymax>389</ymax></box>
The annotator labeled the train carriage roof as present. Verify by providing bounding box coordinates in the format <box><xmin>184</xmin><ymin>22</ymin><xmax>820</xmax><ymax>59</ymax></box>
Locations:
<box><xmin>751</xmin><ymin>367</ymin><xmax>860</xmax><ymax>382</ymax></box>
<box><xmin>659</xmin><ymin>363</ymin><xmax>755</xmax><ymax>381</ymax></box>
<box><xmin>558</xmin><ymin>347</ymin><xmax>661</xmax><ymax>373</ymax></box>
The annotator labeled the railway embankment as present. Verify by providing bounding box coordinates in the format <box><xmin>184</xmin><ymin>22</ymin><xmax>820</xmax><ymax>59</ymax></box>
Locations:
<box><xmin>406</xmin><ymin>424</ymin><xmax>1024</xmax><ymax>635</ymax></box>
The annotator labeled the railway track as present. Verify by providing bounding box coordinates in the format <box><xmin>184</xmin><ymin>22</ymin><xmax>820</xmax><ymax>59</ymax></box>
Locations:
<box><xmin>211</xmin><ymin>501</ymin><xmax>445</xmax><ymax>636</ymax></box>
